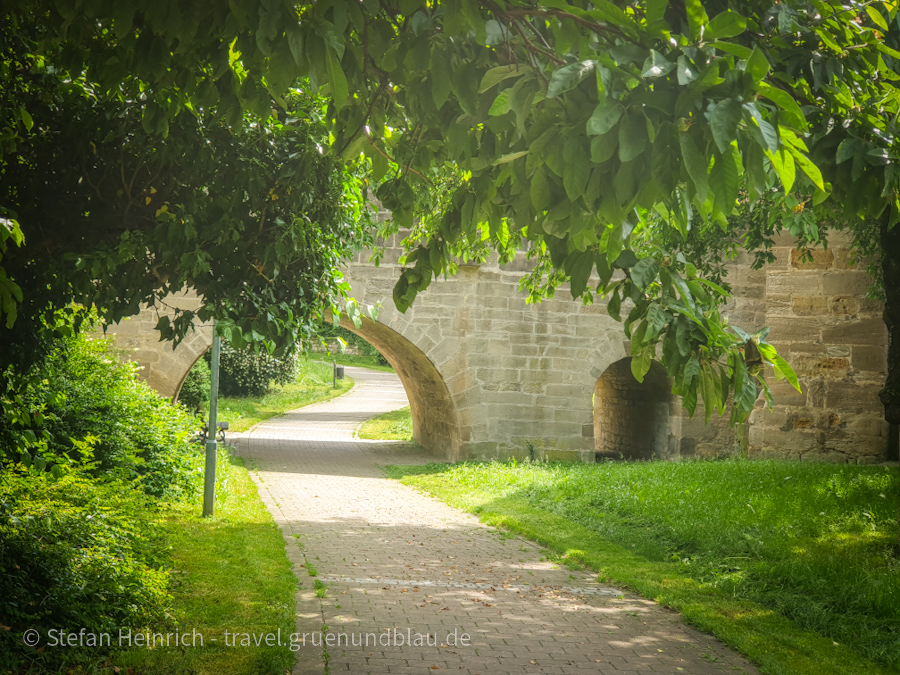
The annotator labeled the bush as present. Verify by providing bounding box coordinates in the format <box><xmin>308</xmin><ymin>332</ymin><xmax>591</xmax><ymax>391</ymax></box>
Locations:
<box><xmin>0</xmin><ymin>471</ymin><xmax>171</xmax><ymax>670</ymax></box>
<box><xmin>179</xmin><ymin>356</ymin><xmax>211</xmax><ymax>413</ymax></box>
<box><xmin>218</xmin><ymin>341</ymin><xmax>296</xmax><ymax>397</ymax></box>
<box><xmin>316</xmin><ymin>324</ymin><xmax>388</xmax><ymax>365</ymax></box>
<box><xmin>25</xmin><ymin>335</ymin><xmax>203</xmax><ymax>499</ymax></box>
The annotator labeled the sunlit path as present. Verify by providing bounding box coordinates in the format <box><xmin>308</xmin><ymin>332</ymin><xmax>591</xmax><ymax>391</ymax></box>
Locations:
<box><xmin>230</xmin><ymin>366</ymin><xmax>758</xmax><ymax>675</ymax></box>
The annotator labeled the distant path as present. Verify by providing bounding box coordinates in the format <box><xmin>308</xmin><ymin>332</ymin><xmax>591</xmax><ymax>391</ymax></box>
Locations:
<box><xmin>230</xmin><ymin>366</ymin><xmax>758</xmax><ymax>675</ymax></box>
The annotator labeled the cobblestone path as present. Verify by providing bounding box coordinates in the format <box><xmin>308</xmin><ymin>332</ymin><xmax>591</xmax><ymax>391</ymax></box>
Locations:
<box><xmin>229</xmin><ymin>366</ymin><xmax>758</xmax><ymax>675</ymax></box>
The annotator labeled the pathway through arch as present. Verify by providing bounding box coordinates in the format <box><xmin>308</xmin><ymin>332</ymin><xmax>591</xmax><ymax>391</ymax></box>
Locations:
<box><xmin>229</xmin><ymin>365</ymin><xmax>757</xmax><ymax>675</ymax></box>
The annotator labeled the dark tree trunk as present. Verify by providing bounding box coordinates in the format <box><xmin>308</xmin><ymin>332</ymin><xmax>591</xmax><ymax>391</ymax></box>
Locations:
<box><xmin>879</xmin><ymin>217</ymin><xmax>900</xmax><ymax>554</ymax></box>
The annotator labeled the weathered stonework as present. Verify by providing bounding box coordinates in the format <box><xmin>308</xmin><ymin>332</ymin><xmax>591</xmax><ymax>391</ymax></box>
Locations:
<box><xmin>107</xmin><ymin>224</ymin><xmax>891</xmax><ymax>464</ymax></box>
<box><xmin>103</xmin><ymin>291</ymin><xmax>213</xmax><ymax>400</ymax></box>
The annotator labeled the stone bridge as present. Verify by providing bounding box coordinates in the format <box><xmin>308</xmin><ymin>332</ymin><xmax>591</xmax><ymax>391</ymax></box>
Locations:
<box><xmin>106</xmin><ymin>229</ymin><xmax>894</xmax><ymax>465</ymax></box>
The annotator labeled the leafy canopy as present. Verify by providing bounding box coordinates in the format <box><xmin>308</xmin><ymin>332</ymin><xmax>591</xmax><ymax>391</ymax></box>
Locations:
<box><xmin>6</xmin><ymin>0</ymin><xmax>900</xmax><ymax>423</ymax></box>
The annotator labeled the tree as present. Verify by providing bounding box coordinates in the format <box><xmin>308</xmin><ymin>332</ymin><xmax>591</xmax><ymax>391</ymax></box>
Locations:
<box><xmin>0</xmin><ymin>8</ymin><xmax>374</xmax><ymax>383</ymax></box>
<box><xmin>4</xmin><ymin>2</ymin><xmax>899</xmax><ymax>436</ymax></box>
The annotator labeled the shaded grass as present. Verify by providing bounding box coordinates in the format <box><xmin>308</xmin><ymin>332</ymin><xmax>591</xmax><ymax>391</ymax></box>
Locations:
<box><xmin>357</xmin><ymin>406</ymin><xmax>413</xmax><ymax>441</ymax></box>
<box><xmin>218</xmin><ymin>359</ymin><xmax>352</xmax><ymax>432</ymax></box>
<box><xmin>114</xmin><ymin>453</ymin><xmax>297</xmax><ymax>674</ymax></box>
<box><xmin>311</xmin><ymin>354</ymin><xmax>395</xmax><ymax>373</ymax></box>
<box><xmin>384</xmin><ymin>460</ymin><xmax>900</xmax><ymax>675</ymax></box>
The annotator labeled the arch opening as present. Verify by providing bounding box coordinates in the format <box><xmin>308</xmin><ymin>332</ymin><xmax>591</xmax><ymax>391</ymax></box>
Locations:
<box><xmin>593</xmin><ymin>357</ymin><xmax>672</xmax><ymax>460</ymax></box>
<box><xmin>338</xmin><ymin>316</ymin><xmax>460</xmax><ymax>461</ymax></box>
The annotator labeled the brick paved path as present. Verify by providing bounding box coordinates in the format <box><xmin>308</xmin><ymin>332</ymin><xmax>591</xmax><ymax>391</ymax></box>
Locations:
<box><xmin>230</xmin><ymin>366</ymin><xmax>758</xmax><ymax>675</ymax></box>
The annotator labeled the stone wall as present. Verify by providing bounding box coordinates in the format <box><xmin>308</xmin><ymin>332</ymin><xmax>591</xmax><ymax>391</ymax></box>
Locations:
<box><xmin>105</xmin><ymin>223</ymin><xmax>891</xmax><ymax>464</ymax></box>
<box><xmin>748</xmin><ymin>232</ymin><xmax>889</xmax><ymax>463</ymax></box>
<box><xmin>102</xmin><ymin>292</ymin><xmax>212</xmax><ymax>400</ymax></box>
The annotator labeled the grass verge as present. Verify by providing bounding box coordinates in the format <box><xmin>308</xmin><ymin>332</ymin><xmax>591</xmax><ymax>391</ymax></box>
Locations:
<box><xmin>219</xmin><ymin>359</ymin><xmax>352</xmax><ymax>432</ymax></box>
<box><xmin>114</xmin><ymin>453</ymin><xmax>297</xmax><ymax>674</ymax></box>
<box><xmin>384</xmin><ymin>460</ymin><xmax>900</xmax><ymax>675</ymax></box>
<box><xmin>357</xmin><ymin>406</ymin><xmax>413</xmax><ymax>441</ymax></box>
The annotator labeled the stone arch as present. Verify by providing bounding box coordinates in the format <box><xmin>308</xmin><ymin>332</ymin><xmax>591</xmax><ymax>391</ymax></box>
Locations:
<box><xmin>593</xmin><ymin>357</ymin><xmax>672</xmax><ymax>460</ymax></box>
<box><xmin>338</xmin><ymin>315</ymin><xmax>460</xmax><ymax>461</ymax></box>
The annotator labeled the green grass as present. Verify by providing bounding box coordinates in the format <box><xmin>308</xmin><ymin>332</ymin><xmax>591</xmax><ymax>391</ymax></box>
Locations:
<box><xmin>311</xmin><ymin>353</ymin><xmax>395</xmax><ymax>373</ymax></box>
<box><xmin>385</xmin><ymin>459</ymin><xmax>900</xmax><ymax>675</ymax></box>
<box><xmin>218</xmin><ymin>359</ymin><xmax>353</xmax><ymax>432</ymax></box>
<box><xmin>114</xmin><ymin>453</ymin><xmax>297</xmax><ymax>674</ymax></box>
<box><xmin>357</xmin><ymin>406</ymin><xmax>413</xmax><ymax>441</ymax></box>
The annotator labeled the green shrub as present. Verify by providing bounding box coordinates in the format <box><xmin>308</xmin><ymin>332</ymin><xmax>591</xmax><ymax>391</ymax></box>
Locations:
<box><xmin>0</xmin><ymin>470</ymin><xmax>171</xmax><ymax>670</ymax></box>
<box><xmin>25</xmin><ymin>335</ymin><xmax>203</xmax><ymax>499</ymax></box>
<box><xmin>179</xmin><ymin>357</ymin><xmax>211</xmax><ymax>413</ymax></box>
<box><xmin>316</xmin><ymin>324</ymin><xmax>388</xmax><ymax>365</ymax></box>
<box><xmin>218</xmin><ymin>341</ymin><xmax>296</xmax><ymax>397</ymax></box>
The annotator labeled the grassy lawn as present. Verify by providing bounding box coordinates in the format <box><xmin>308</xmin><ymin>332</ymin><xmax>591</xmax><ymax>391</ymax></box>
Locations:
<box><xmin>385</xmin><ymin>459</ymin><xmax>900</xmax><ymax>675</ymax></box>
<box><xmin>114</xmin><ymin>453</ymin><xmax>297</xmax><ymax>674</ymax></box>
<box><xmin>218</xmin><ymin>359</ymin><xmax>352</xmax><ymax>432</ymax></box>
<box><xmin>311</xmin><ymin>353</ymin><xmax>395</xmax><ymax>373</ymax></box>
<box><xmin>357</xmin><ymin>406</ymin><xmax>413</xmax><ymax>441</ymax></box>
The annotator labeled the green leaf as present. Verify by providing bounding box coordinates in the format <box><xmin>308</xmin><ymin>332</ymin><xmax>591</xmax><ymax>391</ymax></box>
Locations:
<box><xmin>631</xmin><ymin>257</ymin><xmax>660</xmax><ymax>290</ymax></box>
<box><xmin>569</xmin><ymin>251</ymin><xmax>594</xmax><ymax>298</ymax></box>
<box><xmin>866</xmin><ymin>6</ymin><xmax>889</xmax><ymax>31</ymax></box>
<box><xmin>744</xmin><ymin>47</ymin><xmax>770</xmax><ymax>82</ymax></box>
<box><xmin>768</xmin><ymin>148</ymin><xmax>796</xmax><ymax>193</ymax></box>
<box><xmin>19</xmin><ymin>108</ymin><xmax>34</xmax><ymax>132</ymax></box>
<box><xmin>618</xmin><ymin>113</ymin><xmax>648</xmax><ymax>162</ymax></box>
<box><xmin>758</xmin><ymin>83</ymin><xmax>807</xmax><ymax>130</ymax></box>
<box><xmin>531</xmin><ymin>168</ymin><xmax>551</xmax><ymax>211</ymax></box>
<box><xmin>325</xmin><ymin>50</ymin><xmax>348</xmax><ymax>107</ymax></box>
<box><xmin>684</xmin><ymin>0</ymin><xmax>709</xmax><ymax>40</ymax></box>
<box><xmin>787</xmin><ymin>146</ymin><xmax>825</xmax><ymax>192</ymax></box>
<box><xmin>431</xmin><ymin>46</ymin><xmax>453</xmax><ymax>110</ymax></box>
<box><xmin>493</xmin><ymin>151</ymin><xmax>529</xmax><ymax>165</ymax></box>
<box><xmin>478</xmin><ymin>64</ymin><xmax>532</xmax><ymax>92</ymax></box>
<box><xmin>705</xmin><ymin>11</ymin><xmax>747</xmax><ymax>40</ymax></box>
<box><xmin>709</xmin><ymin>98</ymin><xmax>742</xmax><ymax>154</ymax></box>
<box><xmin>631</xmin><ymin>348</ymin><xmax>652</xmax><ymax>382</ymax></box>
<box><xmin>587</xmin><ymin>103</ymin><xmax>624</xmax><ymax>136</ymax></box>
<box><xmin>709</xmin><ymin>149</ymin><xmax>740</xmax><ymax>217</ymax></box>
<box><xmin>771</xmin><ymin>353</ymin><xmax>801</xmax><ymax>392</ymax></box>
<box><xmin>676</xmin><ymin>56</ymin><xmax>699</xmax><ymax>85</ymax></box>
<box><xmin>679</xmin><ymin>131</ymin><xmax>710</xmax><ymax>203</ymax></box>
<box><xmin>608</xmin><ymin>288</ymin><xmax>622</xmax><ymax>320</ymax></box>
<box><xmin>547</xmin><ymin>60</ymin><xmax>596</xmax><ymax>98</ymax></box>
<box><xmin>489</xmin><ymin>91</ymin><xmax>510</xmax><ymax>116</ymax></box>
<box><xmin>641</xmin><ymin>50</ymin><xmax>675</xmax><ymax>78</ymax></box>
<box><xmin>563</xmin><ymin>137</ymin><xmax>591</xmax><ymax>200</ymax></box>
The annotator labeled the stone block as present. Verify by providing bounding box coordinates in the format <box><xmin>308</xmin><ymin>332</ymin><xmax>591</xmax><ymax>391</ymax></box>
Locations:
<box><xmin>822</xmin><ymin>271</ymin><xmax>872</xmax><ymax>296</ymax></box>
<box><xmin>792</xmin><ymin>296</ymin><xmax>829</xmax><ymax>316</ymax></box>
<box><xmin>769</xmin><ymin>379</ymin><xmax>808</xmax><ymax>407</ymax></box>
<box><xmin>829</xmin><ymin>296</ymin><xmax>859</xmax><ymax>317</ymax></box>
<box><xmin>766</xmin><ymin>272</ymin><xmax>822</xmax><ymax>295</ymax></box>
<box><xmin>765</xmin><ymin>294</ymin><xmax>794</xmax><ymax>315</ymax></box>
<box><xmin>824</xmin><ymin>381</ymin><xmax>884</xmax><ymax>413</ymax></box>
<box><xmin>821</xmin><ymin>318</ymin><xmax>887</xmax><ymax>346</ymax></box>
<box><xmin>852</xmin><ymin>345</ymin><xmax>887</xmax><ymax>374</ymax></box>
<box><xmin>790</xmin><ymin>248</ymin><xmax>834</xmax><ymax>270</ymax></box>
<box><xmin>765</xmin><ymin>317</ymin><xmax>821</xmax><ymax>344</ymax></box>
<box><xmin>800</xmin><ymin>452</ymin><xmax>848</xmax><ymax>463</ymax></box>
<box><xmin>833</xmin><ymin>248</ymin><xmax>859</xmax><ymax>270</ymax></box>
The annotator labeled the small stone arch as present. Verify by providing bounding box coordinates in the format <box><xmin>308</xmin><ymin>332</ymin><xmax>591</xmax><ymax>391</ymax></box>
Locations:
<box><xmin>338</xmin><ymin>315</ymin><xmax>460</xmax><ymax>461</ymax></box>
<box><xmin>593</xmin><ymin>357</ymin><xmax>673</xmax><ymax>460</ymax></box>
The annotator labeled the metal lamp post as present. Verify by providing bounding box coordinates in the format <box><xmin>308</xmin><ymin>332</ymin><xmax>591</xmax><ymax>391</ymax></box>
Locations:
<box><xmin>202</xmin><ymin>325</ymin><xmax>221</xmax><ymax>517</ymax></box>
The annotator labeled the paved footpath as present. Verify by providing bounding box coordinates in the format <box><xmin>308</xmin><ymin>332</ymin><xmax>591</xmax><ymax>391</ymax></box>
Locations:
<box><xmin>229</xmin><ymin>366</ymin><xmax>758</xmax><ymax>675</ymax></box>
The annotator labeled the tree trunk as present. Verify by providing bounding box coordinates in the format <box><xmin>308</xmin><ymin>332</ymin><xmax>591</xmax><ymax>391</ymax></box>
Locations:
<box><xmin>879</xmin><ymin>217</ymin><xmax>900</xmax><ymax>555</ymax></box>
